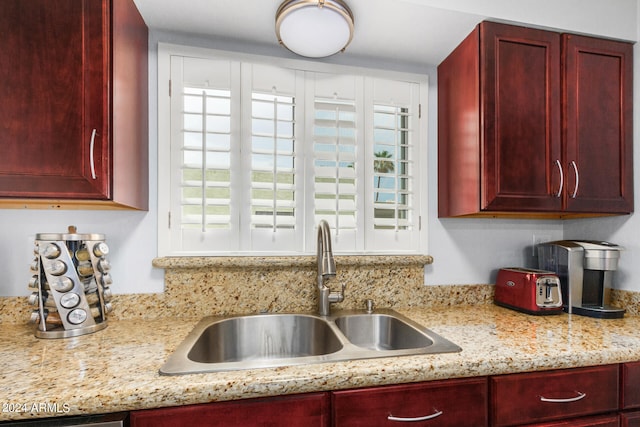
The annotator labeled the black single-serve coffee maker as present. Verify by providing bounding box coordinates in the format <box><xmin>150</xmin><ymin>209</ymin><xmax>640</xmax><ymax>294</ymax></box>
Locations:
<box><xmin>537</xmin><ymin>240</ymin><xmax>625</xmax><ymax>319</ymax></box>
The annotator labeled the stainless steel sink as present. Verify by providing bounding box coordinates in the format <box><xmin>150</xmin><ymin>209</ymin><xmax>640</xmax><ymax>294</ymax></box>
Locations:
<box><xmin>334</xmin><ymin>313</ymin><xmax>434</xmax><ymax>351</ymax></box>
<box><xmin>160</xmin><ymin>309</ymin><xmax>461</xmax><ymax>375</ymax></box>
<box><xmin>188</xmin><ymin>314</ymin><xmax>343</xmax><ymax>363</ymax></box>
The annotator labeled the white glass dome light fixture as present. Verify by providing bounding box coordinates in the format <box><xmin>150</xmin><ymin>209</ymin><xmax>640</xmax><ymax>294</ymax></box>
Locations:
<box><xmin>275</xmin><ymin>0</ymin><xmax>355</xmax><ymax>58</ymax></box>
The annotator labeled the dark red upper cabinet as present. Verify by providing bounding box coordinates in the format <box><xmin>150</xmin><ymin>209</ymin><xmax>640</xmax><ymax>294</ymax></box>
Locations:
<box><xmin>0</xmin><ymin>0</ymin><xmax>148</xmax><ymax>210</ymax></box>
<box><xmin>438</xmin><ymin>21</ymin><xmax>633</xmax><ymax>218</ymax></box>
<box><xmin>481</xmin><ymin>22</ymin><xmax>563</xmax><ymax>213</ymax></box>
<box><xmin>563</xmin><ymin>34</ymin><xmax>633</xmax><ymax>214</ymax></box>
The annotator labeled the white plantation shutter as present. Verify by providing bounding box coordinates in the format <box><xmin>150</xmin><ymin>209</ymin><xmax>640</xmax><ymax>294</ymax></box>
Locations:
<box><xmin>242</xmin><ymin>64</ymin><xmax>304</xmax><ymax>252</ymax></box>
<box><xmin>158</xmin><ymin>46</ymin><xmax>426</xmax><ymax>256</ymax></box>
<box><xmin>249</xmin><ymin>92</ymin><xmax>296</xmax><ymax>230</ymax></box>
<box><xmin>307</xmin><ymin>74</ymin><xmax>422</xmax><ymax>253</ymax></box>
<box><xmin>372</xmin><ymin>104</ymin><xmax>412</xmax><ymax>230</ymax></box>
<box><xmin>366</xmin><ymin>78</ymin><xmax>421</xmax><ymax>252</ymax></box>
<box><xmin>308</xmin><ymin>73</ymin><xmax>363</xmax><ymax>252</ymax></box>
<box><xmin>181</xmin><ymin>87</ymin><xmax>232</xmax><ymax>230</ymax></box>
<box><xmin>313</xmin><ymin>98</ymin><xmax>358</xmax><ymax>228</ymax></box>
<box><xmin>169</xmin><ymin>57</ymin><xmax>241</xmax><ymax>253</ymax></box>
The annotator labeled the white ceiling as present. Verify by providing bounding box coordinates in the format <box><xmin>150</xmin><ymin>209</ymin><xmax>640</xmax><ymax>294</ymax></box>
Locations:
<box><xmin>132</xmin><ymin>0</ymin><xmax>486</xmax><ymax>68</ymax></box>
<box><xmin>132</xmin><ymin>0</ymin><xmax>638</xmax><ymax>69</ymax></box>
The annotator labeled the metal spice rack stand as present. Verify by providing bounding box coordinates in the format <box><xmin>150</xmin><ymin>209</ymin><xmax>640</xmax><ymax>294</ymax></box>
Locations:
<box><xmin>27</xmin><ymin>226</ymin><xmax>113</xmax><ymax>338</ymax></box>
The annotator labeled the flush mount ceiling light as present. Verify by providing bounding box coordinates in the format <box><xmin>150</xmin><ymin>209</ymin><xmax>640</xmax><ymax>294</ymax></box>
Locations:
<box><xmin>275</xmin><ymin>0</ymin><xmax>355</xmax><ymax>58</ymax></box>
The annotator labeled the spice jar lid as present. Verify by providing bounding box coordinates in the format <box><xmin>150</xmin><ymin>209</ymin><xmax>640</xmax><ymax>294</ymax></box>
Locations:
<box><xmin>36</xmin><ymin>225</ymin><xmax>105</xmax><ymax>241</ymax></box>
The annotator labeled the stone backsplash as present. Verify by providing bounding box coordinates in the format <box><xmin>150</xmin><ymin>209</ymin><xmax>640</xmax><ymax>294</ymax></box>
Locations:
<box><xmin>4</xmin><ymin>255</ymin><xmax>636</xmax><ymax>325</ymax></box>
<box><xmin>137</xmin><ymin>255</ymin><xmax>494</xmax><ymax>320</ymax></box>
<box><xmin>2</xmin><ymin>255</ymin><xmax>494</xmax><ymax>324</ymax></box>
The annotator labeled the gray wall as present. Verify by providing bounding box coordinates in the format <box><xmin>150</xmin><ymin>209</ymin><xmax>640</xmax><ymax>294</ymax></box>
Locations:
<box><xmin>0</xmin><ymin>1</ymin><xmax>636</xmax><ymax>296</ymax></box>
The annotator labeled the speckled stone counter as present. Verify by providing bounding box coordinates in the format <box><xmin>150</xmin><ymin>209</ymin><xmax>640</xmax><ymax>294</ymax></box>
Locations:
<box><xmin>3</xmin><ymin>304</ymin><xmax>640</xmax><ymax>421</ymax></box>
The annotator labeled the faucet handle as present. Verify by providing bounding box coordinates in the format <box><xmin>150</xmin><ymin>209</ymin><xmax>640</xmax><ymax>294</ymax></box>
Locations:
<box><xmin>328</xmin><ymin>282</ymin><xmax>346</xmax><ymax>304</ymax></box>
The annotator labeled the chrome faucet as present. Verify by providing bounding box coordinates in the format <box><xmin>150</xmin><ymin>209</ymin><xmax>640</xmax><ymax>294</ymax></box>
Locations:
<box><xmin>316</xmin><ymin>220</ymin><xmax>345</xmax><ymax>316</ymax></box>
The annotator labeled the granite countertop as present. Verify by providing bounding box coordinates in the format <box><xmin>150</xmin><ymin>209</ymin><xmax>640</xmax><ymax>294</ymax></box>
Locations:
<box><xmin>3</xmin><ymin>304</ymin><xmax>640</xmax><ymax>421</ymax></box>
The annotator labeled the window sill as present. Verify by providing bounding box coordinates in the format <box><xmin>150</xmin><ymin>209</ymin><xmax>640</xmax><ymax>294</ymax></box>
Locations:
<box><xmin>152</xmin><ymin>254</ymin><xmax>433</xmax><ymax>270</ymax></box>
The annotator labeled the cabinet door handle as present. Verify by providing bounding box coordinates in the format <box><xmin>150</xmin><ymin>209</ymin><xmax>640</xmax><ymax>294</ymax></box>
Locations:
<box><xmin>89</xmin><ymin>128</ymin><xmax>97</xmax><ymax>180</ymax></box>
<box><xmin>539</xmin><ymin>391</ymin><xmax>586</xmax><ymax>403</ymax></box>
<box><xmin>554</xmin><ymin>159</ymin><xmax>564</xmax><ymax>197</ymax></box>
<box><xmin>570</xmin><ymin>160</ymin><xmax>579</xmax><ymax>198</ymax></box>
<box><xmin>388</xmin><ymin>409</ymin><xmax>443</xmax><ymax>422</ymax></box>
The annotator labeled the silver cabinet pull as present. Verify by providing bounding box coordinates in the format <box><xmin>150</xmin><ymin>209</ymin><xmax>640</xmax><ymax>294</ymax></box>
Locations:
<box><xmin>554</xmin><ymin>159</ymin><xmax>564</xmax><ymax>197</ymax></box>
<box><xmin>539</xmin><ymin>391</ymin><xmax>586</xmax><ymax>403</ymax></box>
<box><xmin>89</xmin><ymin>128</ymin><xmax>97</xmax><ymax>180</ymax></box>
<box><xmin>570</xmin><ymin>160</ymin><xmax>579</xmax><ymax>198</ymax></box>
<box><xmin>388</xmin><ymin>410</ymin><xmax>443</xmax><ymax>422</ymax></box>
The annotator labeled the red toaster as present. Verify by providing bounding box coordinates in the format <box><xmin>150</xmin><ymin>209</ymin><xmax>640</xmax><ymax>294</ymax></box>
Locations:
<box><xmin>495</xmin><ymin>267</ymin><xmax>563</xmax><ymax>315</ymax></box>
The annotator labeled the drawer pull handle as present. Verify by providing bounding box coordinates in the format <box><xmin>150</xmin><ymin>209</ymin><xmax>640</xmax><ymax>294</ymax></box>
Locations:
<box><xmin>89</xmin><ymin>128</ymin><xmax>97</xmax><ymax>180</ymax></box>
<box><xmin>554</xmin><ymin>159</ymin><xmax>564</xmax><ymax>197</ymax></box>
<box><xmin>539</xmin><ymin>391</ymin><xmax>586</xmax><ymax>403</ymax></box>
<box><xmin>388</xmin><ymin>409</ymin><xmax>443</xmax><ymax>422</ymax></box>
<box><xmin>570</xmin><ymin>160</ymin><xmax>579</xmax><ymax>198</ymax></box>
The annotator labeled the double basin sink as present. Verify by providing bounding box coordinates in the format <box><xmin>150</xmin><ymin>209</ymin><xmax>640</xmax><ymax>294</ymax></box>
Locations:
<box><xmin>160</xmin><ymin>309</ymin><xmax>461</xmax><ymax>375</ymax></box>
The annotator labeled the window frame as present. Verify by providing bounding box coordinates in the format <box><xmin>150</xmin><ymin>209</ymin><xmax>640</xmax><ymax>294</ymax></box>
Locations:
<box><xmin>157</xmin><ymin>43</ymin><xmax>428</xmax><ymax>257</ymax></box>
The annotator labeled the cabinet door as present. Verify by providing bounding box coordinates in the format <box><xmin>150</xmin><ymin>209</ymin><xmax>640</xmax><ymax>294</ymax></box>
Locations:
<box><xmin>563</xmin><ymin>34</ymin><xmax>633</xmax><ymax>213</ymax></box>
<box><xmin>129</xmin><ymin>393</ymin><xmax>330</xmax><ymax>427</ymax></box>
<box><xmin>481</xmin><ymin>22</ymin><xmax>562</xmax><ymax>212</ymax></box>
<box><xmin>622</xmin><ymin>362</ymin><xmax>640</xmax><ymax>409</ymax></box>
<box><xmin>0</xmin><ymin>0</ymin><xmax>109</xmax><ymax>199</ymax></box>
<box><xmin>332</xmin><ymin>378</ymin><xmax>488</xmax><ymax>427</ymax></box>
<box><xmin>491</xmin><ymin>365</ymin><xmax>619</xmax><ymax>427</ymax></box>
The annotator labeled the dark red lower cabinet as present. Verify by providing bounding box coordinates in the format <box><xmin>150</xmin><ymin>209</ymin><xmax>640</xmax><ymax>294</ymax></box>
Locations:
<box><xmin>129</xmin><ymin>392</ymin><xmax>330</xmax><ymax>427</ymax></box>
<box><xmin>331</xmin><ymin>377</ymin><xmax>488</xmax><ymax>427</ymax></box>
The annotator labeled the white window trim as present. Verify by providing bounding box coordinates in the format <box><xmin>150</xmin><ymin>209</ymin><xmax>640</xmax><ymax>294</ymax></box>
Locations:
<box><xmin>157</xmin><ymin>43</ymin><xmax>429</xmax><ymax>257</ymax></box>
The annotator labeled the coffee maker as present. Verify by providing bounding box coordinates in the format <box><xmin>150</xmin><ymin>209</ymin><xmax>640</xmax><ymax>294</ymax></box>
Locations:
<box><xmin>537</xmin><ymin>240</ymin><xmax>624</xmax><ymax>319</ymax></box>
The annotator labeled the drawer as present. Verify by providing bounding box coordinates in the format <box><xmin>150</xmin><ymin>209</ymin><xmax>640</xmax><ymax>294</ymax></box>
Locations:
<box><xmin>490</xmin><ymin>364</ymin><xmax>619</xmax><ymax>427</ymax></box>
<box><xmin>332</xmin><ymin>377</ymin><xmax>488</xmax><ymax>427</ymax></box>
<box><xmin>622</xmin><ymin>362</ymin><xmax>640</xmax><ymax>409</ymax></box>
<box><xmin>521</xmin><ymin>413</ymin><xmax>619</xmax><ymax>426</ymax></box>
<box><xmin>622</xmin><ymin>410</ymin><xmax>640</xmax><ymax>427</ymax></box>
<box><xmin>130</xmin><ymin>392</ymin><xmax>330</xmax><ymax>427</ymax></box>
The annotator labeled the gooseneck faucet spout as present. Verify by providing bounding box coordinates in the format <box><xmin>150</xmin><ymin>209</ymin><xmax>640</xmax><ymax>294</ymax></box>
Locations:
<box><xmin>316</xmin><ymin>220</ymin><xmax>344</xmax><ymax>316</ymax></box>
<box><xmin>317</xmin><ymin>220</ymin><xmax>336</xmax><ymax>282</ymax></box>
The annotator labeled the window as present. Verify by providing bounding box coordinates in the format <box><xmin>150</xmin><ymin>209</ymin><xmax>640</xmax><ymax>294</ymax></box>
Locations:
<box><xmin>158</xmin><ymin>45</ymin><xmax>427</xmax><ymax>256</ymax></box>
